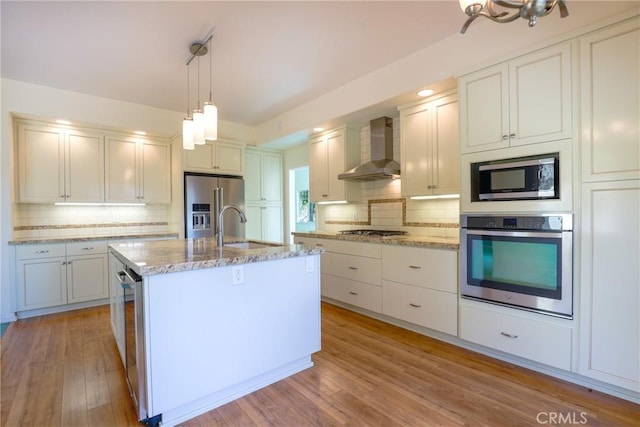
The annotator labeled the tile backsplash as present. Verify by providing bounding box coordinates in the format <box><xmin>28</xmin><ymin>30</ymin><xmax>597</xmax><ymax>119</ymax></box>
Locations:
<box><xmin>12</xmin><ymin>204</ymin><xmax>170</xmax><ymax>239</ymax></box>
<box><xmin>315</xmin><ymin>117</ymin><xmax>460</xmax><ymax>238</ymax></box>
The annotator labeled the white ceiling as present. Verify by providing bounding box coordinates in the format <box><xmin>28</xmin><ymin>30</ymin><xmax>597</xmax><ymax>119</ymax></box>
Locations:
<box><xmin>1</xmin><ymin>1</ymin><xmax>464</xmax><ymax>127</ymax></box>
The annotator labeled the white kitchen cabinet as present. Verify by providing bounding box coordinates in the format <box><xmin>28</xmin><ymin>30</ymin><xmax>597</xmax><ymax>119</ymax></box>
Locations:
<box><xmin>381</xmin><ymin>245</ymin><xmax>458</xmax><ymax>335</ymax></box>
<box><xmin>314</xmin><ymin>239</ymin><xmax>382</xmax><ymax>313</ymax></box>
<box><xmin>579</xmin><ymin>180</ymin><xmax>639</xmax><ymax>391</ymax></box>
<box><xmin>460</xmin><ymin>301</ymin><xmax>572</xmax><ymax>371</ymax></box>
<box><xmin>309</xmin><ymin>126</ymin><xmax>360</xmax><ymax>203</ymax></box>
<box><xmin>245</xmin><ymin>204</ymin><xmax>283</xmax><ymax>243</ymax></box>
<box><xmin>106</xmin><ymin>135</ymin><xmax>171</xmax><ymax>203</ymax></box>
<box><xmin>399</xmin><ymin>92</ymin><xmax>460</xmax><ymax>197</ymax></box>
<box><xmin>244</xmin><ymin>148</ymin><xmax>284</xmax><ymax>243</ymax></box>
<box><xmin>184</xmin><ymin>140</ymin><xmax>244</xmax><ymax>176</ymax></box>
<box><xmin>458</xmin><ymin>42</ymin><xmax>573</xmax><ymax>153</ymax></box>
<box><xmin>579</xmin><ymin>18</ymin><xmax>640</xmax><ymax>182</ymax></box>
<box><xmin>16</xmin><ymin>121</ymin><xmax>105</xmax><ymax>203</ymax></box>
<box><xmin>15</xmin><ymin>241</ymin><xmax>108</xmax><ymax>312</ymax></box>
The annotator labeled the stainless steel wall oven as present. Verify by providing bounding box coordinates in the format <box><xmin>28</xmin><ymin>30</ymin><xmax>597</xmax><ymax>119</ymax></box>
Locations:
<box><xmin>460</xmin><ymin>214</ymin><xmax>573</xmax><ymax>319</ymax></box>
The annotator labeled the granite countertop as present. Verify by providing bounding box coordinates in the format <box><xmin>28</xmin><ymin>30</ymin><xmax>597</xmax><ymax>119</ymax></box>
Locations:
<box><xmin>9</xmin><ymin>232</ymin><xmax>179</xmax><ymax>245</ymax></box>
<box><xmin>292</xmin><ymin>230</ymin><xmax>459</xmax><ymax>250</ymax></box>
<box><xmin>109</xmin><ymin>237</ymin><xmax>325</xmax><ymax>276</ymax></box>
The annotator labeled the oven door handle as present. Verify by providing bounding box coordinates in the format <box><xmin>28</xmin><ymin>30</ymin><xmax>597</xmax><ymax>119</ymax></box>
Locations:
<box><xmin>462</xmin><ymin>229</ymin><xmax>564</xmax><ymax>239</ymax></box>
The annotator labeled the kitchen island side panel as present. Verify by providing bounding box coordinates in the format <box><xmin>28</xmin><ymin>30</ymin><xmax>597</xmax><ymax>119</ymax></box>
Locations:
<box><xmin>143</xmin><ymin>256</ymin><xmax>321</xmax><ymax>417</ymax></box>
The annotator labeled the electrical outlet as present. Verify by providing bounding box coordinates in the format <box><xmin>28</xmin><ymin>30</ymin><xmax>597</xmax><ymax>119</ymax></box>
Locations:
<box><xmin>305</xmin><ymin>256</ymin><xmax>314</xmax><ymax>272</ymax></box>
<box><xmin>232</xmin><ymin>265</ymin><xmax>244</xmax><ymax>285</ymax></box>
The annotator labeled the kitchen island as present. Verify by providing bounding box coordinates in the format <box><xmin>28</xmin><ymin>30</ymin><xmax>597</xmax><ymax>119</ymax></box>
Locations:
<box><xmin>108</xmin><ymin>238</ymin><xmax>324</xmax><ymax>427</ymax></box>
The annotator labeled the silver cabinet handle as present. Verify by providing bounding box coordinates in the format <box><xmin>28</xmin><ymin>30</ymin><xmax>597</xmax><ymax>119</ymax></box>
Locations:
<box><xmin>409</xmin><ymin>265</ymin><xmax>421</xmax><ymax>269</ymax></box>
<box><xmin>348</xmin><ymin>266</ymin><xmax>358</xmax><ymax>270</ymax></box>
<box><xmin>501</xmin><ymin>332</ymin><xmax>518</xmax><ymax>339</ymax></box>
<box><xmin>409</xmin><ymin>303</ymin><xmax>422</xmax><ymax>308</ymax></box>
<box><xmin>316</xmin><ymin>243</ymin><xmax>323</xmax><ymax>247</ymax></box>
<box><xmin>35</xmin><ymin>250</ymin><xmax>50</xmax><ymax>254</ymax></box>
<box><xmin>348</xmin><ymin>291</ymin><xmax>358</xmax><ymax>295</ymax></box>
<box><xmin>82</xmin><ymin>247</ymin><xmax>94</xmax><ymax>251</ymax></box>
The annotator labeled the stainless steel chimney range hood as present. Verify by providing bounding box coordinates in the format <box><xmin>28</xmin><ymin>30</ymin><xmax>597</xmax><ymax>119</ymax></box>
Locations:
<box><xmin>338</xmin><ymin>117</ymin><xmax>400</xmax><ymax>181</ymax></box>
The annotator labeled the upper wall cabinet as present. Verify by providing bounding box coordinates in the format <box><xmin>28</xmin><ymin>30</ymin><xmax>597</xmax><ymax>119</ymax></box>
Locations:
<box><xmin>309</xmin><ymin>126</ymin><xmax>360</xmax><ymax>203</ymax></box>
<box><xmin>16</xmin><ymin>121</ymin><xmax>105</xmax><ymax>203</ymax></box>
<box><xmin>245</xmin><ymin>148</ymin><xmax>283</xmax><ymax>204</ymax></box>
<box><xmin>458</xmin><ymin>42</ymin><xmax>573</xmax><ymax>154</ymax></box>
<box><xmin>105</xmin><ymin>135</ymin><xmax>171</xmax><ymax>204</ymax></box>
<box><xmin>184</xmin><ymin>140</ymin><xmax>244</xmax><ymax>176</ymax></box>
<box><xmin>579</xmin><ymin>18</ymin><xmax>640</xmax><ymax>182</ymax></box>
<box><xmin>399</xmin><ymin>92</ymin><xmax>459</xmax><ymax>197</ymax></box>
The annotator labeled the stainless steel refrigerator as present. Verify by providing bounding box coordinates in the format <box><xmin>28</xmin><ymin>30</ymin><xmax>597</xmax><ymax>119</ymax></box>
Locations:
<box><xmin>184</xmin><ymin>173</ymin><xmax>245</xmax><ymax>239</ymax></box>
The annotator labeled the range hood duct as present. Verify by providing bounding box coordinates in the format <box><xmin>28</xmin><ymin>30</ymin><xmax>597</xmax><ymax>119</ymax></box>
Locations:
<box><xmin>338</xmin><ymin>117</ymin><xmax>400</xmax><ymax>181</ymax></box>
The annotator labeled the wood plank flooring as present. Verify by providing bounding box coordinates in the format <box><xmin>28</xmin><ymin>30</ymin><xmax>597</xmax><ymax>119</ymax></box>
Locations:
<box><xmin>2</xmin><ymin>302</ymin><xmax>638</xmax><ymax>426</ymax></box>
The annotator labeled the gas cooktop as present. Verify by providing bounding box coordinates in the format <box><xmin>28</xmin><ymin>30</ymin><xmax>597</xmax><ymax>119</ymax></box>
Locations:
<box><xmin>338</xmin><ymin>229</ymin><xmax>407</xmax><ymax>237</ymax></box>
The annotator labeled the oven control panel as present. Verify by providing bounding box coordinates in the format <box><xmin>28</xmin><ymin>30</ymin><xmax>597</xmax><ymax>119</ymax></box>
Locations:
<box><xmin>461</xmin><ymin>214</ymin><xmax>572</xmax><ymax>231</ymax></box>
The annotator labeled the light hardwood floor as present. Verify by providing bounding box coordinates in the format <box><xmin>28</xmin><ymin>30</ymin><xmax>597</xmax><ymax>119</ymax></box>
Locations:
<box><xmin>2</xmin><ymin>302</ymin><xmax>638</xmax><ymax>426</ymax></box>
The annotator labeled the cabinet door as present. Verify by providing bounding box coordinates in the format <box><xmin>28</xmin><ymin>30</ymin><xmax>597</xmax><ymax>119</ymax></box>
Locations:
<box><xmin>16</xmin><ymin>257</ymin><xmax>67</xmax><ymax>310</ymax></box>
<box><xmin>67</xmin><ymin>254</ymin><xmax>109</xmax><ymax>303</ymax></box>
<box><xmin>261</xmin><ymin>153</ymin><xmax>283</xmax><ymax>203</ymax></box>
<box><xmin>140</xmin><ymin>140</ymin><xmax>171</xmax><ymax>203</ymax></box>
<box><xmin>400</xmin><ymin>102</ymin><xmax>431</xmax><ymax>197</ymax></box>
<box><xmin>216</xmin><ymin>141</ymin><xmax>244</xmax><ymax>175</ymax></box>
<box><xmin>108</xmin><ymin>252</ymin><xmax>126</xmax><ymax>365</ymax></box>
<box><xmin>431</xmin><ymin>95</ymin><xmax>460</xmax><ymax>196</ymax></box>
<box><xmin>105</xmin><ymin>137</ymin><xmax>138</xmax><ymax>202</ymax></box>
<box><xmin>244</xmin><ymin>205</ymin><xmax>263</xmax><ymax>241</ymax></box>
<box><xmin>579</xmin><ymin>180</ymin><xmax>639</xmax><ymax>391</ymax></box>
<box><xmin>17</xmin><ymin>124</ymin><xmax>65</xmax><ymax>203</ymax></box>
<box><xmin>262</xmin><ymin>205</ymin><xmax>283</xmax><ymax>243</ymax></box>
<box><xmin>309</xmin><ymin>136</ymin><xmax>329</xmax><ymax>201</ymax></box>
<box><xmin>509</xmin><ymin>42</ymin><xmax>572</xmax><ymax>147</ymax></box>
<box><xmin>66</xmin><ymin>130</ymin><xmax>105</xmax><ymax>203</ymax></box>
<box><xmin>326</xmin><ymin>132</ymin><xmax>348</xmax><ymax>201</ymax></box>
<box><xmin>580</xmin><ymin>20</ymin><xmax>640</xmax><ymax>182</ymax></box>
<box><xmin>184</xmin><ymin>141</ymin><xmax>215</xmax><ymax>171</ymax></box>
<box><xmin>244</xmin><ymin>151</ymin><xmax>262</xmax><ymax>203</ymax></box>
<box><xmin>459</xmin><ymin>63</ymin><xmax>509</xmax><ymax>153</ymax></box>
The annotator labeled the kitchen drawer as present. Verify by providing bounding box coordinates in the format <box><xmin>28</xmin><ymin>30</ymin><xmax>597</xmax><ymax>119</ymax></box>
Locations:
<box><xmin>322</xmin><ymin>275</ymin><xmax>381</xmax><ymax>313</ymax></box>
<box><xmin>16</xmin><ymin>243</ymin><xmax>65</xmax><ymax>260</ymax></box>
<box><xmin>460</xmin><ymin>303</ymin><xmax>572</xmax><ymax>370</ymax></box>
<box><xmin>328</xmin><ymin>254</ymin><xmax>381</xmax><ymax>285</ymax></box>
<box><xmin>330</xmin><ymin>240</ymin><xmax>381</xmax><ymax>258</ymax></box>
<box><xmin>67</xmin><ymin>240</ymin><xmax>108</xmax><ymax>256</ymax></box>
<box><xmin>382</xmin><ymin>245</ymin><xmax>457</xmax><ymax>292</ymax></box>
<box><xmin>382</xmin><ymin>280</ymin><xmax>457</xmax><ymax>335</ymax></box>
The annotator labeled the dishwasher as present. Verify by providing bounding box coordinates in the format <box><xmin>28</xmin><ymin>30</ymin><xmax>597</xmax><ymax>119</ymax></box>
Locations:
<box><xmin>116</xmin><ymin>267</ymin><xmax>160</xmax><ymax>426</ymax></box>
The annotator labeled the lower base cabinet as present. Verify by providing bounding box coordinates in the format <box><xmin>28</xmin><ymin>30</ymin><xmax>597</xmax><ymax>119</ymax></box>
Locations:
<box><xmin>460</xmin><ymin>302</ymin><xmax>572</xmax><ymax>371</ymax></box>
<box><xmin>15</xmin><ymin>241</ymin><xmax>108</xmax><ymax>312</ymax></box>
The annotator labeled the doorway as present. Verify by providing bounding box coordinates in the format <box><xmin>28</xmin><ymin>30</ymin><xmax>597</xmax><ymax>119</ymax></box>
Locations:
<box><xmin>288</xmin><ymin>166</ymin><xmax>316</xmax><ymax>243</ymax></box>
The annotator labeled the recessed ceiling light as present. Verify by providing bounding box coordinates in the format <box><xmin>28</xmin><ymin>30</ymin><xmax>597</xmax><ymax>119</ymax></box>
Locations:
<box><xmin>134</xmin><ymin>131</ymin><xmax>147</xmax><ymax>136</ymax></box>
<box><xmin>312</xmin><ymin>127</ymin><xmax>325</xmax><ymax>132</ymax></box>
<box><xmin>417</xmin><ymin>89</ymin><xmax>434</xmax><ymax>97</ymax></box>
<box><xmin>56</xmin><ymin>119</ymin><xmax>71</xmax><ymax>125</ymax></box>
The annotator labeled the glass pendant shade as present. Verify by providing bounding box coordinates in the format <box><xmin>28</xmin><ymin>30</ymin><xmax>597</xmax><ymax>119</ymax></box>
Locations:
<box><xmin>182</xmin><ymin>118</ymin><xmax>195</xmax><ymax>150</ymax></box>
<box><xmin>192</xmin><ymin>110</ymin><xmax>205</xmax><ymax>145</ymax></box>
<box><xmin>459</xmin><ymin>0</ymin><xmax>484</xmax><ymax>13</ymax></box>
<box><xmin>203</xmin><ymin>102</ymin><xmax>218</xmax><ymax>141</ymax></box>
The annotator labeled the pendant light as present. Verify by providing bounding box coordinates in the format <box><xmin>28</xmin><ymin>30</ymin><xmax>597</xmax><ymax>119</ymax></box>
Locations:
<box><xmin>182</xmin><ymin>33</ymin><xmax>217</xmax><ymax>150</ymax></box>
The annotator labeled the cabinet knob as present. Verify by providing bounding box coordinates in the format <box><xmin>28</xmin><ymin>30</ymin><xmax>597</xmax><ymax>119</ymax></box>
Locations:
<box><xmin>502</xmin><ymin>135</ymin><xmax>509</xmax><ymax>140</ymax></box>
<box><xmin>509</xmin><ymin>133</ymin><xmax>516</xmax><ymax>139</ymax></box>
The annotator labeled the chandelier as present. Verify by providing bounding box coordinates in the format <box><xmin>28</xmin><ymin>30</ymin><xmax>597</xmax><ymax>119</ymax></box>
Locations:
<box><xmin>182</xmin><ymin>34</ymin><xmax>218</xmax><ymax>150</ymax></box>
<box><xmin>459</xmin><ymin>0</ymin><xmax>569</xmax><ymax>34</ymax></box>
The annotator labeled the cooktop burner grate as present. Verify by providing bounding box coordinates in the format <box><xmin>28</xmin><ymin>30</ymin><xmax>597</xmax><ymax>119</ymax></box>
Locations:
<box><xmin>339</xmin><ymin>229</ymin><xmax>407</xmax><ymax>237</ymax></box>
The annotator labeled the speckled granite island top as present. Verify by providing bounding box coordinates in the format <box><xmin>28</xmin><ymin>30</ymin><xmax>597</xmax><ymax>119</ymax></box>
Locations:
<box><xmin>109</xmin><ymin>238</ymin><xmax>325</xmax><ymax>276</ymax></box>
<box><xmin>292</xmin><ymin>231</ymin><xmax>459</xmax><ymax>250</ymax></box>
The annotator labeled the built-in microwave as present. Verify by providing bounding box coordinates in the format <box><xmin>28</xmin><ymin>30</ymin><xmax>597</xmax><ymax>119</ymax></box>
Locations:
<box><xmin>470</xmin><ymin>153</ymin><xmax>559</xmax><ymax>201</ymax></box>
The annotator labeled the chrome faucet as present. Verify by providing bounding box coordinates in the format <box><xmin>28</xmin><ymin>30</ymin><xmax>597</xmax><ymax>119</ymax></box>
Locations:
<box><xmin>217</xmin><ymin>205</ymin><xmax>247</xmax><ymax>247</ymax></box>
